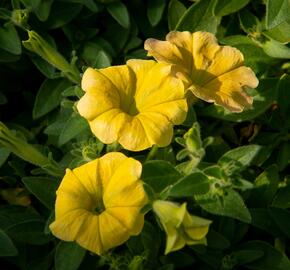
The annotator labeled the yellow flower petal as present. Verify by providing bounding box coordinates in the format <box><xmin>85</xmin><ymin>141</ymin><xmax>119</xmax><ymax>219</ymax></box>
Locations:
<box><xmin>106</xmin><ymin>207</ymin><xmax>144</xmax><ymax>235</ymax></box>
<box><xmin>164</xmin><ymin>223</ymin><xmax>185</xmax><ymax>255</ymax></box>
<box><xmin>117</xmin><ymin>116</ymin><xmax>152</xmax><ymax>151</ymax></box>
<box><xmin>153</xmin><ymin>200</ymin><xmax>186</xmax><ymax>227</ymax></box>
<box><xmin>136</xmin><ymin>112</ymin><xmax>173</xmax><ymax>147</ymax></box>
<box><xmin>145</xmin><ymin>31</ymin><xmax>259</xmax><ymax>112</ymax></box>
<box><xmin>50</xmin><ymin>153</ymin><xmax>147</xmax><ymax>255</ymax></box>
<box><xmin>75</xmin><ymin>213</ymin><xmax>103</xmax><ymax>254</ymax></box>
<box><xmin>99</xmin><ymin>65</ymin><xmax>136</xmax><ymax>111</ymax></box>
<box><xmin>183</xmin><ymin>212</ymin><xmax>211</xmax><ymax>241</ymax></box>
<box><xmin>50</xmin><ymin>210</ymin><xmax>89</xmax><ymax>241</ymax></box>
<box><xmin>78</xmin><ymin>68</ymin><xmax>120</xmax><ymax>120</ymax></box>
<box><xmin>98</xmin><ymin>151</ymin><xmax>128</xmax><ymax>187</ymax></box>
<box><xmin>54</xmin><ymin>169</ymin><xmax>94</xmax><ymax>217</ymax></box>
<box><xmin>134</xmin><ymin>63</ymin><xmax>184</xmax><ymax>112</ymax></box>
<box><xmin>88</xmin><ymin>109</ymin><xmax>128</xmax><ymax>144</ymax></box>
<box><xmin>98</xmin><ymin>211</ymin><xmax>130</xmax><ymax>252</ymax></box>
<box><xmin>103</xmin><ymin>157</ymin><xmax>146</xmax><ymax>207</ymax></box>
<box><xmin>78</xmin><ymin>61</ymin><xmax>187</xmax><ymax>151</ymax></box>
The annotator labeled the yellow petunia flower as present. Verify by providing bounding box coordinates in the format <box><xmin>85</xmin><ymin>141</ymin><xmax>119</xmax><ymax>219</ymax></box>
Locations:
<box><xmin>145</xmin><ymin>31</ymin><xmax>259</xmax><ymax>112</ymax></box>
<box><xmin>49</xmin><ymin>152</ymin><xmax>147</xmax><ymax>255</ymax></box>
<box><xmin>153</xmin><ymin>200</ymin><xmax>211</xmax><ymax>254</ymax></box>
<box><xmin>77</xmin><ymin>59</ymin><xmax>188</xmax><ymax>151</ymax></box>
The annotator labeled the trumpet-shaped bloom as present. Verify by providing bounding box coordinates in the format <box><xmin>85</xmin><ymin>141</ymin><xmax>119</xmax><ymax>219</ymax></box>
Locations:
<box><xmin>50</xmin><ymin>152</ymin><xmax>147</xmax><ymax>255</ymax></box>
<box><xmin>153</xmin><ymin>200</ymin><xmax>211</xmax><ymax>254</ymax></box>
<box><xmin>77</xmin><ymin>60</ymin><xmax>188</xmax><ymax>151</ymax></box>
<box><xmin>145</xmin><ymin>31</ymin><xmax>259</xmax><ymax>112</ymax></box>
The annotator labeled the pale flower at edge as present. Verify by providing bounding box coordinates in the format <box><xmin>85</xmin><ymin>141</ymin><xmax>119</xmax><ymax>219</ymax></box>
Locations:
<box><xmin>77</xmin><ymin>59</ymin><xmax>188</xmax><ymax>152</ymax></box>
<box><xmin>145</xmin><ymin>31</ymin><xmax>259</xmax><ymax>112</ymax></box>
<box><xmin>49</xmin><ymin>152</ymin><xmax>147</xmax><ymax>255</ymax></box>
<box><xmin>153</xmin><ymin>200</ymin><xmax>212</xmax><ymax>254</ymax></box>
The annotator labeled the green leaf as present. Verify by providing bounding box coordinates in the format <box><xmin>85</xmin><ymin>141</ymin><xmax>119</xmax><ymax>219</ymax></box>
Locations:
<box><xmin>147</xmin><ymin>0</ymin><xmax>166</xmax><ymax>26</ymax></box>
<box><xmin>19</xmin><ymin>0</ymin><xmax>41</xmax><ymax>9</ymax></box>
<box><xmin>276</xmin><ymin>142</ymin><xmax>290</xmax><ymax>171</ymax></box>
<box><xmin>250</xmin><ymin>208</ymin><xmax>283</xmax><ymax>236</ymax></box>
<box><xmin>207</xmin><ymin>229</ymin><xmax>230</xmax><ymax>250</ymax></box>
<box><xmin>0</xmin><ymin>229</ymin><xmax>17</xmax><ymax>256</ymax></box>
<box><xmin>277</xmin><ymin>74</ymin><xmax>290</xmax><ymax>114</ymax></box>
<box><xmin>238</xmin><ymin>9</ymin><xmax>260</xmax><ymax>34</ymax></box>
<box><xmin>34</xmin><ymin>0</ymin><xmax>53</xmax><ymax>21</ymax></box>
<box><xmin>262</xmin><ymin>39</ymin><xmax>290</xmax><ymax>59</ymax></box>
<box><xmin>81</xmin><ymin>42</ymin><xmax>112</xmax><ymax>68</ymax></box>
<box><xmin>0</xmin><ymin>23</ymin><xmax>21</xmax><ymax>55</ymax></box>
<box><xmin>195</xmin><ymin>189</ymin><xmax>251</xmax><ymax>223</ymax></box>
<box><xmin>107</xmin><ymin>1</ymin><xmax>130</xmax><ymax>29</ymax></box>
<box><xmin>31</xmin><ymin>56</ymin><xmax>57</xmax><ymax>79</ymax></box>
<box><xmin>269</xmin><ymin>207</ymin><xmax>290</xmax><ymax>238</ymax></box>
<box><xmin>55</xmin><ymin>241</ymin><xmax>86</xmax><ymax>270</ymax></box>
<box><xmin>240</xmin><ymin>241</ymin><xmax>290</xmax><ymax>270</ymax></box>
<box><xmin>0</xmin><ymin>147</ymin><xmax>10</xmax><ymax>167</ymax></box>
<box><xmin>272</xmin><ymin>184</ymin><xmax>290</xmax><ymax>209</ymax></box>
<box><xmin>168</xmin><ymin>0</ymin><xmax>186</xmax><ymax>30</ymax></box>
<box><xmin>176</xmin><ymin>0</ymin><xmax>219</xmax><ymax>33</ymax></box>
<box><xmin>33</xmin><ymin>79</ymin><xmax>71</xmax><ymax>119</ymax></box>
<box><xmin>266</xmin><ymin>0</ymin><xmax>290</xmax><ymax>29</ymax></box>
<box><xmin>142</xmin><ymin>161</ymin><xmax>181</xmax><ymax>193</ymax></box>
<box><xmin>218</xmin><ymin>145</ymin><xmax>261</xmax><ymax>175</ymax></box>
<box><xmin>249</xmin><ymin>165</ymin><xmax>279</xmax><ymax>207</ymax></box>
<box><xmin>263</xmin><ymin>21</ymin><xmax>290</xmax><ymax>44</ymax></box>
<box><xmin>169</xmin><ymin>171</ymin><xmax>210</xmax><ymax>197</ymax></box>
<box><xmin>230</xmin><ymin>250</ymin><xmax>264</xmax><ymax>266</ymax></box>
<box><xmin>58</xmin><ymin>114</ymin><xmax>89</xmax><ymax>146</ymax></box>
<box><xmin>200</xmin><ymin>79</ymin><xmax>278</xmax><ymax>122</ymax></box>
<box><xmin>22</xmin><ymin>177</ymin><xmax>61</xmax><ymax>209</ymax></box>
<box><xmin>45</xmin><ymin>2</ymin><xmax>82</xmax><ymax>29</ymax></box>
<box><xmin>215</xmin><ymin>0</ymin><xmax>250</xmax><ymax>16</ymax></box>
<box><xmin>5</xmin><ymin>219</ymin><xmax>51</xmax><ymax>245</ymax></box>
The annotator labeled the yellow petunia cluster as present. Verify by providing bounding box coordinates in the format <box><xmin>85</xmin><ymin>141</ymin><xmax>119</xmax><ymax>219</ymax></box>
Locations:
<box><xmin>50</xmin><ymin>31</ymin><xmax>258</xmax><ymax>256</ymax></box>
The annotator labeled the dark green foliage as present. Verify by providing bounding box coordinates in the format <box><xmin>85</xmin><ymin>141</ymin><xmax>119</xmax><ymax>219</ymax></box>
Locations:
<box><xmin>0</xmin><ymin>0</ymin><xmax>290</xmax><ymax>269</ymax></box>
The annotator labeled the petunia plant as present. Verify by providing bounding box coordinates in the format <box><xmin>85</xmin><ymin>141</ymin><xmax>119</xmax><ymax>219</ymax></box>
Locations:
<box><xmin>0</xmin><ymin>0</ymin><xmax>290</xmax><ymax>269</ymax></box>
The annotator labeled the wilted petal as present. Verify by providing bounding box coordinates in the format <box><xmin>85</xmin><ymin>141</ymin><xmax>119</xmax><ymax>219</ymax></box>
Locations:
<box><xmin>145</xmin><ymin>31</ymin><xmax>259</xmax><ymax>112</ymax></box>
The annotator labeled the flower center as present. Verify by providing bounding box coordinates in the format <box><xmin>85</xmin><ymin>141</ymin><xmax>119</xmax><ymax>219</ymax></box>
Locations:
<box><xmin>122</xmin><ymin>99</ymin><xmax>139</xmax><ymax>116</ymax></box>
<box><xmin>93</xmin><ymin>196</ymin><xmax>105</xmax><ymax>214</ymax></box>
